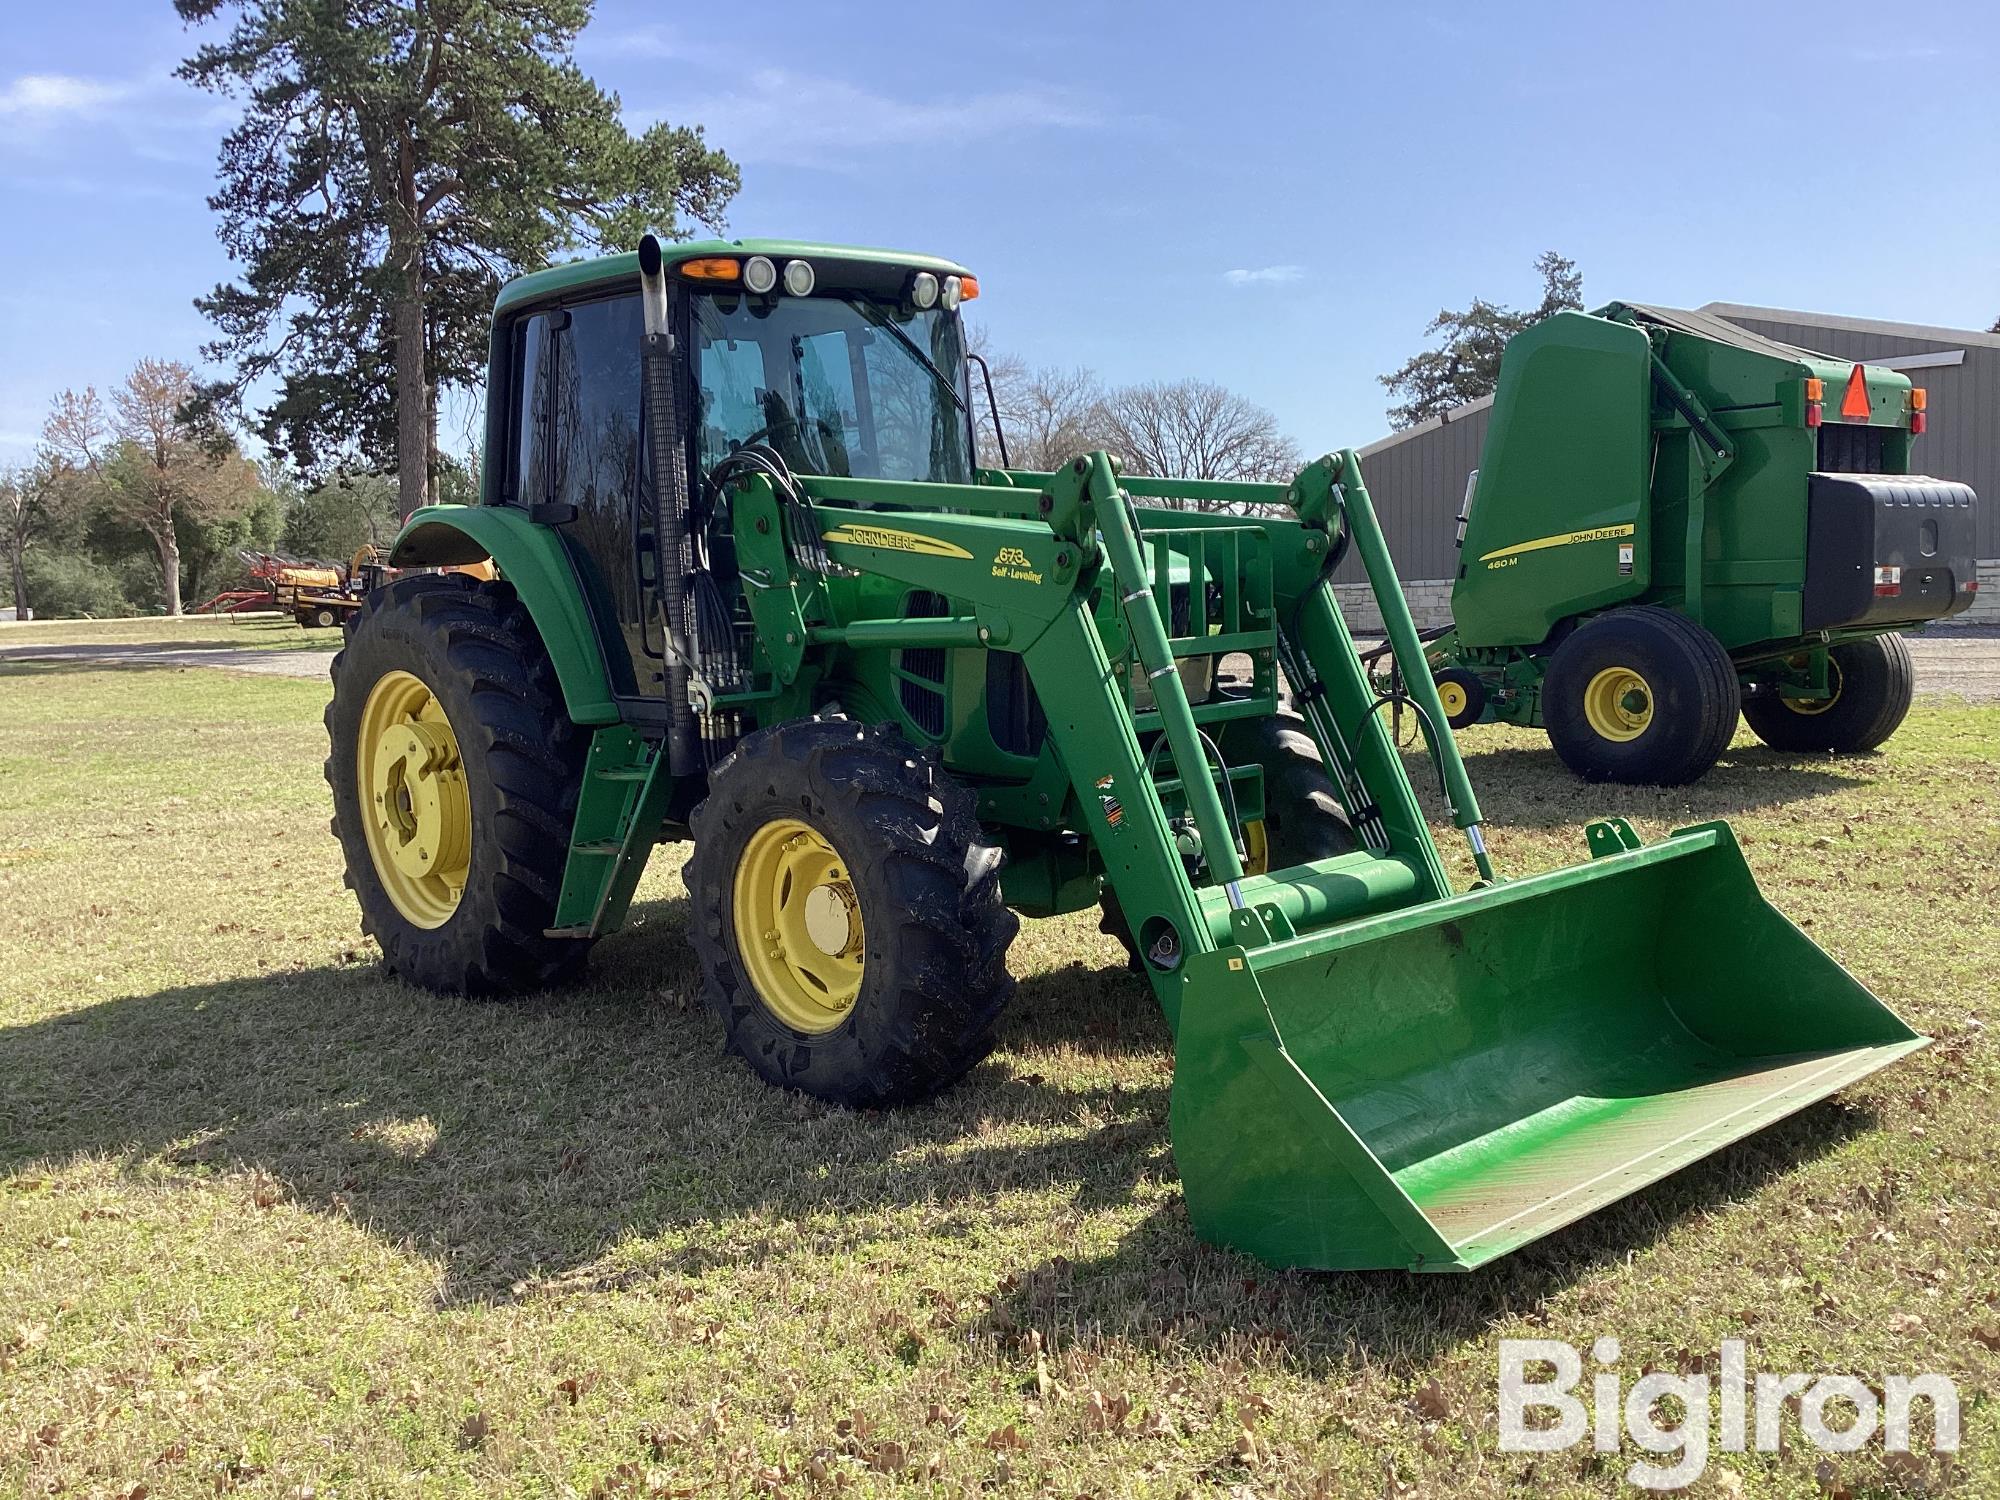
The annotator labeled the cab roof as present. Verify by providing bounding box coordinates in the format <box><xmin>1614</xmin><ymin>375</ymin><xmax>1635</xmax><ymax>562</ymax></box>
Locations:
<box><xmin>494</xmin><ymin>238</ymin><xmax>975</xmax><ymax>315</ymax></box>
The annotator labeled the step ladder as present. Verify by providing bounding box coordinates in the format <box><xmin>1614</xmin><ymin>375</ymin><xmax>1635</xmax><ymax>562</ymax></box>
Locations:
<box><xmin>546</xmin><ymin>726</ymin><xmax>676</xmax><ymax>939</ymax></box>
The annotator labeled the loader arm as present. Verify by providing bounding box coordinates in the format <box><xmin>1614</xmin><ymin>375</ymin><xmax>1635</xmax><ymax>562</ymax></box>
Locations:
<box><xmin>721</xmin><ymin>451</ymin><xmax>1479</xmax><ymax>996</ymax></box>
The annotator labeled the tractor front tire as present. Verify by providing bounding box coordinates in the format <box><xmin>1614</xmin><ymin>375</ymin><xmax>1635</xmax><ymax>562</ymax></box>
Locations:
<box><xmin>1232</xmin><ymin>710</ymin><xmax>1360</xmax><ymax>867</ymax></box>
<box><xmin>1099</xmin><ymin>711</ymin><xmax>1356</xmax><ymax>965</ymax></box>
<box><xmin>1743</xmin><ymin>635</ymin><xmax>1914</xmax><ymax>754</ymax></box>
<box><xmin>326</xmin><ymin>573</ymin><xmax>590</xmax><ymax>994</ymax></box>
<box><xmin>687</xmin><ymin>717</ymin><xmax>1017</xmax><ymax>1109</ymax></box>
<box><xmin>1543</xmin><ymin>607</ymin><xmax>1738</xmax><ymax>785</ymax></box>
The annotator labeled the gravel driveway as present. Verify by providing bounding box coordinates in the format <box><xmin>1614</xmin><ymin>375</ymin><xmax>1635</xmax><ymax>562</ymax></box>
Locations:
<box><xmin>0</xmin><ymin>641</ymin><xmax>338</xmax><ymax>679</ymax></box>
<box><xmin>1903</xmin><ymin>625</ymin><xmax>2000</xmax><ymax>702</ymax></box>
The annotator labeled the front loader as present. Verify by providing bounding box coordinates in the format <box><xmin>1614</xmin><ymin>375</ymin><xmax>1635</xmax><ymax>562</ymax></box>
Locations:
<box><xmin>326</xmin><ymin>237</ymin><xmax>1925</xmax><ymax>1272</ymax></box>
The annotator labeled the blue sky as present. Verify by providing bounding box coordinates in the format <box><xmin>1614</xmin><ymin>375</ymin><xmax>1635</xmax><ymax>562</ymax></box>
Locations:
<box><xmin>2</xmin><ymin>0</ymin><xmax>1995</xmax><ymax>469</ymax></box>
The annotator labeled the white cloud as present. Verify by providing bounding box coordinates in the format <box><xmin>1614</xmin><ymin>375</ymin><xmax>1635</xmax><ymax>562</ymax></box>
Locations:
<box><xmin>1223</xmin><ymin>265</ymin><xmax>1306</xmax><ymax>286</ymax></box>
<box><xmin>636</xmin><ymin>68</ymin><xmax>1098</xmax><ymax>165</ymax></box>
<box><xmin>0</xmin><ymin>73</ymin><xmax>131</xmax><ymax>119</ymax></box>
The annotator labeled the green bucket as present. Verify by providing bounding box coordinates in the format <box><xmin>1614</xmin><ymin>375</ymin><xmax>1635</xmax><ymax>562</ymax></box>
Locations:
<box><xmin>1169</xmin><ymin>822</ymin><xmax>1926</xmax><ymax>1271</ymax></box>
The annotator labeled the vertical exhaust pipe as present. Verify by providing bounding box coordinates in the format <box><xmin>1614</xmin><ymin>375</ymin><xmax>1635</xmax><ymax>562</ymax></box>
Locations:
<box><xmin>639</xmin><ymin>233</ymin><xmax>701</xmax><ymax>778</ymax></box>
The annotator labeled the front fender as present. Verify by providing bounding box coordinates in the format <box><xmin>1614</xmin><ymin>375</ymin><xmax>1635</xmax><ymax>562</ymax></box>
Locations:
<box><xmin>390</xmin><ymin>504</ymin><xmax>620</xmax><ymax>726</ymax></box>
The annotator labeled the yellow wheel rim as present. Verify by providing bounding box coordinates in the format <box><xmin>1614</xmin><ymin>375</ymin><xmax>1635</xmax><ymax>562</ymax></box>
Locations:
<box><xmin>1242</xmin><ymin>819</ymin><xmax>1270</xmax><ymax>877</ymax></box>
<box><xmin>357</xmin><ymin>670</ymin><xmax>471</xmax><ymax>929</ymax></box>
<box><xmin>1782</xmin><ymin>657</ymin><xmax>1843</xmax><ymax>715</ymax></box>
<box><xmin>1437</xmin><ymin>680</ymin><xmax>1468</xmax><ymax>718</ymax></box>
<box><xmin>1582</xmin><ymin>665</ymin><xmax>1654</xmax><ymax>742</ymax></box>
<box><xmin>732</xmin><ymin>818</ymin><xmax>865</xmax><ymax>1034</ymax></box>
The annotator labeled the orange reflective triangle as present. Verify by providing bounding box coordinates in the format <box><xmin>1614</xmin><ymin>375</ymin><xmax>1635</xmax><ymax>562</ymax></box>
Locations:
<box><xmin>1840</xmin><ymin>363</ymin><xmax>1872</xmax><ymax>421</ymax></box>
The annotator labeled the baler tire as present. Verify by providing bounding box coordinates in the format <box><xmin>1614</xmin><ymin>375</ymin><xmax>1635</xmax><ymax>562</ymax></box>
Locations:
<box><xmin>325</xmin><ymin>573</ymin><xmax>591</xmax><ymax>994</ymax></box>
<box><xmin>1543</xmin><ymin>607</ymin><xmax>1739</xmax><ymax>785</ymax></box>
<box><xmin>687</xmin><ymin>716</ymin><xmax>1017</xmax><ymax>1109</ymax></box>
<box><xmin>1434</xmin><ymin>668</ymin><xmax>1488</xmax><ymax>731</ymax></box>
<box><xmin>1743</xmin><ymin>635</ymin><xmax>1914</xmax><ymax>754</ymax></box>
<box><xmin>1099</xmin><ymin>712</ymin><xmax>1356</xmax><ymax>967</ymax></box>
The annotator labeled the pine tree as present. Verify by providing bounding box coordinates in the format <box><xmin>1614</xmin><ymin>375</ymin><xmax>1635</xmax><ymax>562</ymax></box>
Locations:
<box><xmin>1379</xmin><ymin>252</ymin><xmax>1582</xmax><ymax>430</ymax></box>
<box><xmin>176</xmin><ymin>0</ymin><xmax>739</xmax><ymax>515</ymax></box>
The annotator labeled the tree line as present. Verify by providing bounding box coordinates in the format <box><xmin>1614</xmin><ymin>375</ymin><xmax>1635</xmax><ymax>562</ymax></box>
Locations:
<box><xmin>971</xmin><ymin>342</ymin><xmax>1301</xmax><ymax>486</ymax></box>
<box><xmin>2</xmin><ymin>360</ymin><xmax>451</xmax><ymax>620</ymax></box>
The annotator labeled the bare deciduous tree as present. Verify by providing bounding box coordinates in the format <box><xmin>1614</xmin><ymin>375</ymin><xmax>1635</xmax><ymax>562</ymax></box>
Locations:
<box><xmin>969</xmin><ymin>330</ymin><xmax>1301</xmax><ymax>505</ymax></box>
<box><xmin>993</xmin><ymin>365</ymin><xmax>1120</xmax><ymax>473</ymax></box>
<box><xmin>1102</xmin><ymin>379</ymin><xmax>1303</xmax><ymax>492</ymax></box>
<box><xmin>44</xmin><ymin>361</ymin><xmax>263</xmax><ymax>616</ymax></box>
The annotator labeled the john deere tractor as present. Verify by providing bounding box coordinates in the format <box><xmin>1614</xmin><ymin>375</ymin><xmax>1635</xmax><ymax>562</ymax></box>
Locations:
<box><xmin>1426</xmin><ymin>304</ymin><xmax>1979</xmax><ymax>784</ymax></box>
<box><xmin>327</xmin><ymin>237</ymin><xmax>1927</xmax><ymax>1272</ymax></box>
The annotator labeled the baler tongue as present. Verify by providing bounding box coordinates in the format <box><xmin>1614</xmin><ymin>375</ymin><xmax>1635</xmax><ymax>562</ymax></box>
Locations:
<box><xmin>1169</xmin><ymin>823</ymin><xmax>1925</xmax><ymax>1271</ymax></box>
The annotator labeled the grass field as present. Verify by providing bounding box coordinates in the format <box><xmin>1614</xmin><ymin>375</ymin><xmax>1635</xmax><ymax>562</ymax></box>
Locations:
<box><xmin>2</xmin><ymin>655</ymin><xmax>1995</xmax><ymax>1498</ymax></box>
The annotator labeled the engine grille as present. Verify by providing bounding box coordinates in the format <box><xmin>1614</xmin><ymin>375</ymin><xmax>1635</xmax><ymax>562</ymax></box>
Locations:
<box><xmin>896</xmin><ymin>591</ymin><xmax>949</xmax><ymax>738</ymax></box>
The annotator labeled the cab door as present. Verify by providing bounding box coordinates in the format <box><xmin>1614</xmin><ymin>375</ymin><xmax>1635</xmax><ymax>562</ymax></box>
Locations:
<box><xmin>509</xmin><ymin>291</ymin><xmax>673</xmax><ymax>706</ymax></box>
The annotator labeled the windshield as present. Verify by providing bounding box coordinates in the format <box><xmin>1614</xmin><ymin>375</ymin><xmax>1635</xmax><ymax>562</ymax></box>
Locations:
<box><xmin>691</xmin><ymin>291</ymin><xmax>972</xmax><ymax>485</ymax></box>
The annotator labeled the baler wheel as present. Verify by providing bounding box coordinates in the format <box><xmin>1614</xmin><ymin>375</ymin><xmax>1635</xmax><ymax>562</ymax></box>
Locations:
<box><xmin>1434</xmin><ymin>668</ymin><xmax>1487</xmax><ymax>731</ymax></box>
<box><xmin>1743</xmin><ymin>635</ymin><xmax>1914</xmax><ymax>754</ymax></box>
<box><xmin>687</xmin><ymin>717</ymin><xmax>1017</xmax><ymax>1108</ymax></box>
<box><xmin>325</xmin><ymin>573</ymin><xmax>590</xmax><ymax>993</ymax></box>
<box><xmin>1543</xmin><ymin>607</ymin><xmax>1738</xmax><ymax>785</ymax></box>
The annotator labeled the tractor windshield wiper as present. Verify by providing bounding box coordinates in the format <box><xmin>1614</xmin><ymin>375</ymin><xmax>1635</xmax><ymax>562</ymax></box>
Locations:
<box><xmin>847</xmin><ymin>298</ymin><xmax>968</xmax><ymax>416</ymax></box>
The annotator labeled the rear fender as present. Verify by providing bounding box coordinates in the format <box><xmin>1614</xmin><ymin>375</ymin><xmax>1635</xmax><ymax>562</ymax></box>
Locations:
<box><xmin>390</xmin><ymin>505</ymin><xmax>620</xmax><ymax>726</ymax></box>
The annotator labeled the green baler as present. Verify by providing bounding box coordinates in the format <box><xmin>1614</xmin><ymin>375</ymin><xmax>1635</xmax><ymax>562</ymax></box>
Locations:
<box><xmin>1429</xmin><ymin>304</ymin><xmax>1979</xmax><ymax>783</ymax></box>
<box><xmin>324</xmin><ymin>242</ymin><xmax>1927</xmax><ymax>1273</ymax></box>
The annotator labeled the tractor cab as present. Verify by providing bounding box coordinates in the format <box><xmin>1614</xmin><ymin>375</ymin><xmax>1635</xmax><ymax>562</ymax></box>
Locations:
<box><xmin>479</xmin><ymin>240</ymin><xmax>982</xmax><ymax>717</ymax></box>
<box><xmin>683</xmin><ymin>253</ymin><xmax>977</xmax><ymax>486</ymax></box>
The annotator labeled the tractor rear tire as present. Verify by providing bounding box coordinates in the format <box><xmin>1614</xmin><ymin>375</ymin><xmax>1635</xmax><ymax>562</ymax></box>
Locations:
<box><xmin>1099</xmin><ymin>712</ymin><xmax>1356</xmax><ymax>965</ymax></box>
<box><xmin>687</xmin><ymin>717</ymin><xmax>1017</xmax><ymax>1109</ymax></box>
<box><xmin>1743</xmin><ymin>635</ymin><xmax>1914</xmax><ymax>754</ymax></box>
<box><xmin>326</xmin><ymin>573</ymin><xmax>591</xmax><ymax>994</ymax></box>
<box><xmin>1543</xmin><ymin>607</ymin><xmax>1739</xmax><ymax>785</ymax></box>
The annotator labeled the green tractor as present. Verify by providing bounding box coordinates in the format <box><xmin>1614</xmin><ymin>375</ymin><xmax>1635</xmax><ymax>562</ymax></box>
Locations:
<box><xmin>1426</xmin><ymin>303</ymin><xmax>1979</xmax><ymax>784</ymax></box>
<box><xmin>327</xmin><ymin>238</ymin><xmax>1927</xmax><ymax>1272</ymax></box>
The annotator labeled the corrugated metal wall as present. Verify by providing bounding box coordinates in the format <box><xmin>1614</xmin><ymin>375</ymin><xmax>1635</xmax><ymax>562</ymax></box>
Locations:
<box><xmin>1339</xmin><ymin>398</ymin><xmax>1492</xmax><ymax>584</ymax></box>
<box><xmin>1351</xmin><ymin>309</ymin><xmax>1998</xmax><ymax>582</ymax></box>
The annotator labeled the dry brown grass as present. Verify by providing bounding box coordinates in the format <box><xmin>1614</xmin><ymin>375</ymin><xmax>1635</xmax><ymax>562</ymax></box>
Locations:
<box><xmin>1</xmin><ymin>655</ymin><xmax>1995</xmax><ymax>1498</ymax></box>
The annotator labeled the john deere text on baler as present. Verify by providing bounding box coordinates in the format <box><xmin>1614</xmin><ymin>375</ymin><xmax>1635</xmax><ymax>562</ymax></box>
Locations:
<box><xmin>326</xmin><ymin>241</ymin><xmax>1925</xmax><ymax>1271</ymax></box>
<box><xmin>1427</xmin><ymin>304</ymin><xmax>1978</xmax><ymax>783</ymax></box>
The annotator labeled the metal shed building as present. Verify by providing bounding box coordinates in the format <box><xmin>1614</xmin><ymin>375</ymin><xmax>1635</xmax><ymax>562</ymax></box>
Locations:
<box><xmin>1341</xmin><ymin>303</ymin><xmax>1999</xmax><ymax>629</ymax></box>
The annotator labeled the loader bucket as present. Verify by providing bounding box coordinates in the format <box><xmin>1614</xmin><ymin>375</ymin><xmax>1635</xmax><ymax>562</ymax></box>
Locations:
<box><xmin>1169</xmin><ymin>823</ymin><xmax>1925</xmax><ymax>1271</ymax></box>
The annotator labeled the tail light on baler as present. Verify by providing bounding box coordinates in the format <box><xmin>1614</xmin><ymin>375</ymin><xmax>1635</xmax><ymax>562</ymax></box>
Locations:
<box><xmin>1805</xmin><ymin>376</ymin><xmax>1824</xmax><ymax>428</ymax></box>
<box><xmin>1911</xmin><ymin>386</ymin><xmax>1928</xmax><ymax>435</ymax></box>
